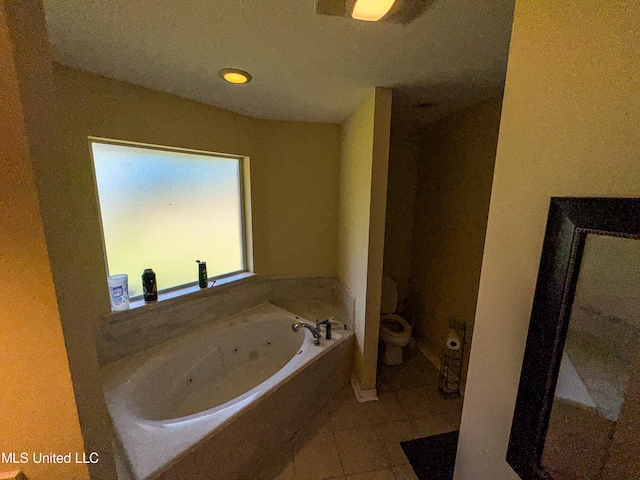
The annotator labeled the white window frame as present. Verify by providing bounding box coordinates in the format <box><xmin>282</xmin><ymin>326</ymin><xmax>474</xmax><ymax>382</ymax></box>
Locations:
<box><xmin>89</xmin><ymin>137</ymin><xmax>254</xmax><ymax>304</ymax></box>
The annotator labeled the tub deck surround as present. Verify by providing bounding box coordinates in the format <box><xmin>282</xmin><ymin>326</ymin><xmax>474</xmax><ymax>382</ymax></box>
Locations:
<box><xmin>96</xmin><ymin>275</ymin><xmax>352</xmax><ymax>365</ymax></box>
<box><xmin>102</xmin><ymin>302</ymin><xmax>354</xmax><ymax>480</ymax></box>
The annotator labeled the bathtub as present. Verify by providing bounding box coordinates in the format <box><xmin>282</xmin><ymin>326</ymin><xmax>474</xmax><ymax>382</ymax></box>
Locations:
<box><xmin>102</xmin><ymin>302</ymin><xmax>354</xmax><ymax>480</ymax></box>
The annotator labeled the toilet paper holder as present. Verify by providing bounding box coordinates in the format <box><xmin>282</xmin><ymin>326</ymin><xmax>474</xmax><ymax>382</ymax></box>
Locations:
<box><xmin>438</xmin><ymin>317</ymin><xmax>467</xmax><ymax>399</ymax></box>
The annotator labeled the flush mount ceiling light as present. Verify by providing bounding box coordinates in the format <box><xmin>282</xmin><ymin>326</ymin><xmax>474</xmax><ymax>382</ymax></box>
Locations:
<box><xmin>351</xmin><ymin>0</ymin><xmax>397</xmax><ymax>21</ymax></box>
<box><xmin>316</xmin><ymin>0</ymin><xmax>435</xmax><ymax>24</ymax></box>
<box><xmin>218</xmin><ymin>68</ymin><xmax>252</xmax><ymax>84</ymax></box>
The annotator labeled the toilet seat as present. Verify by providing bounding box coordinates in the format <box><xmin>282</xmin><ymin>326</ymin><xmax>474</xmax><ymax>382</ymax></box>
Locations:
<box><xmin>379</xmin><ymin>275</ymin><xmax>412</xmax><ymax>365</ymax></box>
<box><xmin>379</xmin><ymin>314</ymin><xmax>412</xmax><ymax>345</ymax></box>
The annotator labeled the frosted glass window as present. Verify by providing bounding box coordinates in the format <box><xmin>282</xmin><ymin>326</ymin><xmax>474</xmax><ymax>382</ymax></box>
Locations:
<box><xmin>91</xmin><ymin>141</ymin><xmax>246</xmax><ymax>297</ymax></box>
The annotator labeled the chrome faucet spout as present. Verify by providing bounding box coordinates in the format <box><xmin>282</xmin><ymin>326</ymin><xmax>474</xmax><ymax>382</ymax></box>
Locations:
<box><xmin>291</xmin><ymin>322</ymin><xmax>321</xmax><ymax>345</ymax></box>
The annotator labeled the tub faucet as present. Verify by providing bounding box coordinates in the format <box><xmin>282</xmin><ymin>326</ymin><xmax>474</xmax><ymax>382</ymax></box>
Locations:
<box><xmin>291</xmin><ymin>323</ymin><xmax>321</xmax><ymax>346</ymax></box>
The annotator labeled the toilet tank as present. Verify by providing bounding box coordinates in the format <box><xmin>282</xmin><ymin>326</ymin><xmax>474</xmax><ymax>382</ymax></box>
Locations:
<box><xmin>380</xmin><ymin>275</ymin><xmax>398</xmax><ymax>315</ymax></box>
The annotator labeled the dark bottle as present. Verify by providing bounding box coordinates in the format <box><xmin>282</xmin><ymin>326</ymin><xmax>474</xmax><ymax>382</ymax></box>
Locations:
<box><xmin>142</xmin><ymin>268</ymin><xmax>158</xmax><ymax>303</ymax></box>
<box><xmin>196</xmin><ymin>260</ymin><xmax>208</xmax><ymax>288</ymax></box>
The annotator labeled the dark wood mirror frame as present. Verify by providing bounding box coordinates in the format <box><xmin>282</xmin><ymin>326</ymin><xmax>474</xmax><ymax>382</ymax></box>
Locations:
<box><xmin>506</xmin><ymin>197</ymin><xmax>640</xmax><ymax>480</ymax></box>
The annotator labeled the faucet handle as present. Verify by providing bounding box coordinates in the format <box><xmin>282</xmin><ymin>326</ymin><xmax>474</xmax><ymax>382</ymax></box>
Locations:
<box><xmin>315</xmin><ymin>319</ymin><xmax>332</xmax><ymax>340</ymax></box>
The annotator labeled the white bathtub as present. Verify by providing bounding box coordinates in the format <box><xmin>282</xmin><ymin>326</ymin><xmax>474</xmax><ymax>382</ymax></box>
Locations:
<box><xmin>102</xmin><ymin>302</ymin><xmax>354</xmax><ymax>480</ymax></box>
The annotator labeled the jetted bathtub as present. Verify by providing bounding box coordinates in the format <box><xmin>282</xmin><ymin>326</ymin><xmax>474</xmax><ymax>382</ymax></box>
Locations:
<box><xmin>102</xmin><ymin>302</ymin><xmax>354</xmax><ymax>480</ymax></box>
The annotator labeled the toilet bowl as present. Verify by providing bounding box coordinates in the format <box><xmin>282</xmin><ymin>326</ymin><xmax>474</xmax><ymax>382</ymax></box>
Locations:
<box><xmin>379</xmin><ymin>276</ymin><xmax>412</xmax><ymax>366</ymax></box>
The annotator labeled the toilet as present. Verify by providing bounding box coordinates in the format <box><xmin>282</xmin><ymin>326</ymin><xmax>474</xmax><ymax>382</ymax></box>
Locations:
<box><xmin>379</xmin><ymin>275</ymin><xmax>412</xmax><ymax>366</ymax></box>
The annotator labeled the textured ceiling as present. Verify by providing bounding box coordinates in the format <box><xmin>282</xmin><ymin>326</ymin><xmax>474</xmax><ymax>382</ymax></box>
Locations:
<box><xmin>43</xmin><ymin>0</ymin><xmax>515</xmax><ymax>124</ymax></box>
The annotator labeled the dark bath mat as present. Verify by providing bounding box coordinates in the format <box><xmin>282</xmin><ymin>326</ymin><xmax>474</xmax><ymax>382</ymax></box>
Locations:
<box><xmin>400</xmin><ymin>430</ymin><xmax>459</xmax><ymax>480</ymax></box>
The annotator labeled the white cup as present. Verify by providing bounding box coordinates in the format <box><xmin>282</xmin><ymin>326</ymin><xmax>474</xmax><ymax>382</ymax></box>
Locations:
<box><xmin>108</xmin><ymin>274</ymin><xmax>130</xmax><ymax>311</ymax></box>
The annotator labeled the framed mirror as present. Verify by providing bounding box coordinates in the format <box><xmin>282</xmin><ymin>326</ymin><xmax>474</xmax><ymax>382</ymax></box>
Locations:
<box><xmin>507</xmin><ymin>197</ymin><xmax>640</xmax><ymax>480</ymax></box>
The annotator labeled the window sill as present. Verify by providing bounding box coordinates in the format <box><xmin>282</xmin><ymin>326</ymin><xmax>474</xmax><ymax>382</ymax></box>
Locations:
<box><xmin>103</xmin><ymin>272</ymin><xmax>257</xmax><ymax>323</ymax></box>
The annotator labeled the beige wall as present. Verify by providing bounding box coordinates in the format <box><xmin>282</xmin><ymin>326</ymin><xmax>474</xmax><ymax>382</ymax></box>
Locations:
<box><xmin>252</xmin><ymin>120</ymin><xmax>340</xmax><ymax>275</ymax></box>
<box><xmin>456</xmin><ymin>1</ymin><xmax>640</xmax><ymax>478</ymax></box>
<box><xmin>338</xmin><ymin>88</ymin><xmax>392</xmax><ymax>392</ymax></box>
<box><xmin>382</xmin><ymin>121</ymin><xmax>419</xmax><ymax>313</ymax></box>
<box><xmin>0</xmin><ymin>2</ymin><xmax>89</xmax><ymax>479</ymax></box>
<box><xmin>573</xmin><ymin>235</ymin><xmax>640</xmax><ymax>326</ymax></box>
<box><xmin>602</xmin><ymin>354</ymin><xmax>640</xmax><ymax>479</ymax></box>
<box><xmin>405</xmin><ymin>98</ymin><xmax>501</xmax><ymax>379</ymax></box>
<box><xmin>53</xmin><ymin>65</ymin><xmax>340</xmax><ymax>283</ymax></box>
<box><xmin>30</xmin><ymin>64</ymin><xmax>340</xmax><ymax>474</ymax></box>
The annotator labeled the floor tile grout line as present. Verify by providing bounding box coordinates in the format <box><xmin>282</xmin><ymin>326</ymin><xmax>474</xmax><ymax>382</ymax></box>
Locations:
<box><xmin>390</xmin><ymin>387</ymin><xmax>420</xmax><ymax>433</ymax></box>
<box><xmin>289</xmin><ymin>350</ymin><xmax>446</xmax><ymax>480</ymax></box>
<box><xmin>372</xmin><ymin>422</ymin><xmax>410</xmax><ymax>469</ymax></box>
<box><xmin>331</xmin><ymin>428</ymin><xmax>348</xmax><ymax>480</ymax></box>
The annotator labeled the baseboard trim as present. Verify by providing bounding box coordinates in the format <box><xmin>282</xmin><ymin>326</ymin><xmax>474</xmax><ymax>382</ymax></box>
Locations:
<box><xmin>351</xmin><ymin>373</ymin><xmax>378</xmax><ymax>403</ymax></box>
<box><xmin>416</xmin><ymin>339</ymin><xmax>466</xmax><ymax>395</ymax></box>
<box><xmin>417</xmin><ymin>339</ymin><xmax>441</xmax><ymax>371</ymax></box>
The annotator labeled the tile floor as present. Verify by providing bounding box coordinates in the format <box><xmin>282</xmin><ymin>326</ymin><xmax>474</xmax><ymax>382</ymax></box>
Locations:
<box><xmin>268</xmin><ymin>347</ymin><xmax>464</xmax><ymax>480</ymax></box>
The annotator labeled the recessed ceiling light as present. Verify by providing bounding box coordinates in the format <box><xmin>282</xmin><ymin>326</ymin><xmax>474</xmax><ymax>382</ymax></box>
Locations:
<box><xmin>218</xmin><ymin>68</ymin><xmax>252</xmax><ymax>84</ymax></box>
<box><xmin>351</xmin><ymin>0</ymin><xmax>397</xmax><ymax>21</ymax></box>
